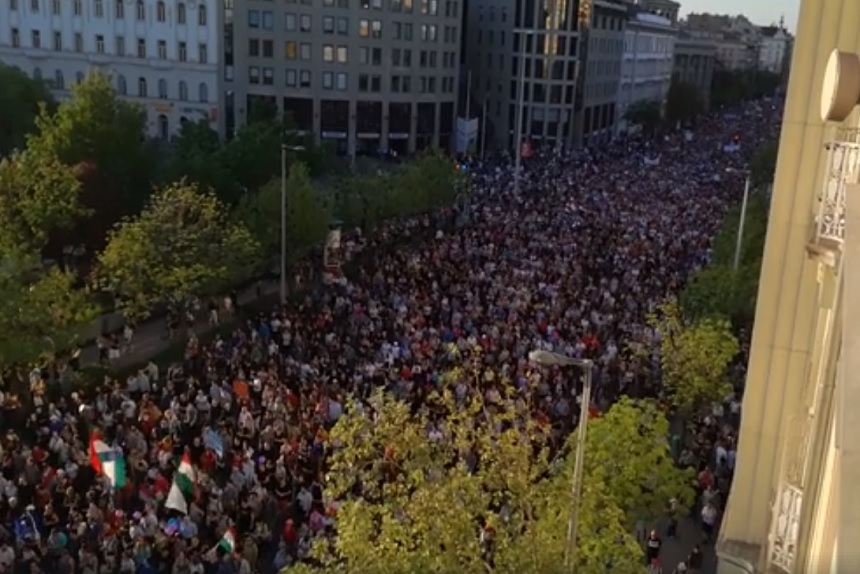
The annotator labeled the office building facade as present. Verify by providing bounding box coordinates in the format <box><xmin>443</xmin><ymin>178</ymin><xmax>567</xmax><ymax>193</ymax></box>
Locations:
<box><xmin>0</xmin><ymin>0</ymin><xmax>223</xmax><ymax>139</ymax></box>
<box><xmin>227</xmin><ymin>0</ymin><xmax>462</xmax><ymax>157</ymax></box>
<box><xmin>672</xmin><ymin>32</ymin><xmax>715</xmax><ymax>109</ymax></box>
<box><xmin>615</xmin><ymin>10</ymin><xmax>676</xmax><ymax>136</ymax></box>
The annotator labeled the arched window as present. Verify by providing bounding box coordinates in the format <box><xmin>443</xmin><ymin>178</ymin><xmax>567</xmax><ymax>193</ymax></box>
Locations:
<box><xmin>177</xmin><ymin>2</ymin><xmax>186</xmax><ymax>23</ymax></box>
<box><xmin>158</xmin><ymin>78</ymin><xmax>168</xmax><ymax>99</ymax></box>
<box><xmin>198</xmin><ymin>4</ymin><xmax>206</xmax><ymax>25</ymax></box>
<box><xmin>54</xmin><ymin>70</ymin><xmax>64</xmax><ymax>89</ymax></box>
<box><xmin>138</xmin><ymin>77</ymin><xmax>147</xmax><ymax>97</ymax></box>
<box><xmin>198</xmin><ymin>82</ymin><xmax>208</xmax><ymax>102</ymax></box>
<box><xmin>117</xmin><ymin>74</ymin><xmax>127</xmax><ymax>95</ymax></box>
<box><xmin>156</xmin><ymin>0</ymin><xmax>165</xmax><ymax>21</ymax></box>
<box><xmin>158</xmin><ymin>115</ymin><xmax>169</xmax><ymax>140</ymax></box>
<box><xmin>136</xmin><ymin>0</ymin><xmax>144</xmax><ymax>20</ymax></box>
<box><xmin>178</xmin><ymin>80</ymin><xmax>188</xmax><ymax>101</ymax></box>
<box><xmin>76</xmin><ymin>71</ymin><xmax>84</xmax><ymax>84</ymax></box>
<box><xmin>33</xmin><ymin>67</ymin><xmax>42</xmax><ymax>80</ymax></box>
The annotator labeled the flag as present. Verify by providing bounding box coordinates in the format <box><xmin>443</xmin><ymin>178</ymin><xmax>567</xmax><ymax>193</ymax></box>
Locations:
<box><xmin>217</xmin><ymin>527</ymin><xmax>237</xmax><ymax>554</ymax></box>
<box><xmin>165</xmin><ymin>452</ymin><xmax>197</xmax><ymax>514</ymax></box>
<box><xmin>203</xmin><ymin>428</ymin><xmax>224</xmax><ymax>458</ymax></box>
<box><xmin>13</xmin><ymin>510</ymin><xmax>40</xmax><ymax>542</ymax></box>
<box><xmin>89</xmin><ymin>432</ymin><xmax>126</xmax><ymax>489</ymax></box>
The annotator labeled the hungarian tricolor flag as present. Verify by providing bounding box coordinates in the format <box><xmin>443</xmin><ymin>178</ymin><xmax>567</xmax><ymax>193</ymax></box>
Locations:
<box><xmin>217</xmin><ymin>526</ymin><xmax>237</xmax><ymax>554</ymax></box>
<box><xmin>89</xmin><ymin>432</ymin><xmax>126</xmax><ymax>489</ymax></box>
<box><xmin>165</xmin><ymin>452</ymin><xmax>197</xmax><ymax>514</ymax></box>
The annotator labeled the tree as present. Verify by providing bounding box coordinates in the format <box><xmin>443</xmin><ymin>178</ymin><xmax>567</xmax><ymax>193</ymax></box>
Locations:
<box><xmin>96</xmin><ymin>181</ymin><xmax>260</xmax><ymax>320</ymax></box>
<box><xmin>0</xmin><ymin>63</ymin><xmax>55</xmax><ymax>157</ymax></box>
<box><xmin>649</xmin><ymin>301</ymin><xmax>739</xmax><ymax>414</ymax></box>
<box><xmin>750</xmin><ymin>139</ymin><xmax>779</xmax><ymax>187</ymax></box>
<box><xmin>0</xmin><ymin>256</ymin><xmax>98</xmax><ymax>367</ymax></box>
<box><xmin>27</xmin><ymin>72</ymin><xmax>156</xmax><ymax>220</ymax></box>
<box><xmin>235</xmin><ymin>162</ymin><xmax>329</xmax><ymax>264</ymax></box>
<box><xmin>679</xmin><ymin>264</ymin><xmax>759</xmax><ymax>325</ymax></box>
<box><xmin>166</xmin><ymin>120</ymin><xmax>236</xmax><ymax>202</ymax></box>
<box><xmin>292</xmin><ymin>371</ymin><xmax>690</xmax><ymax>574</ymax></box>
<box><xmin>0</xmin><ymin>149</ymin><xmax>90</xmax><ymax>254</ymax></box>
<box><xmin>624</xmin><ymin>100</ymin><xmax>663</xmax><ymax>135</ymax></box>
<box><xmin>665</xmin><ymin>81</ymin><xmax>705</xmax><ymax>125</ymax></box>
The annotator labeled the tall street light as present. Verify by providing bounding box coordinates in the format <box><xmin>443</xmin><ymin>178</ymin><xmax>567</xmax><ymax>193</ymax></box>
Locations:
<box><xmin>725</xmin><ymin>167</ymin><xmax>752</xmax><ymax>273</ymax></box>
<box><xmin>280</xmin><ymin>143</ymin><xmax>306</xmax><ymax>304</ymax></box>
<box><xmin>528</xmin><ymin>350</ymin><xmax>594</xmax><ymax>574</ymax></box>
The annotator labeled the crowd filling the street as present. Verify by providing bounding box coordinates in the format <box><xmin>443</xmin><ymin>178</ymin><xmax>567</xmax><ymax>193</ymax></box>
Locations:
<box><xmin>0</xmin><ymin>94</ymin><xmax>781</xmax><ymax>574</ymax></box>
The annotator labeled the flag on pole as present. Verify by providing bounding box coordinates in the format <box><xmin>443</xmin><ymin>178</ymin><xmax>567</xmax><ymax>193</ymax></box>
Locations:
<box><xmin>89</xmin><ymin>432</ymin><xmax>126</xmax><ymax>489</ymax></box>
<box><xmin>217</xmin><ymin>527</ymin><xmax>237</xmax><ymax>554</ymax></box>
<box><xmin>165</xmin><ymin>452</ymin><xmax>197</xmax><ymax>514</ymax></box>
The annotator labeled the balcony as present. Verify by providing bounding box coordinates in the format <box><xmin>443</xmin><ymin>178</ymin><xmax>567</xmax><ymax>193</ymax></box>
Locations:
<box><xmin>806</xmin><ymin>128</ymin><xmax>859</xmax><ymax>269</ymax></box>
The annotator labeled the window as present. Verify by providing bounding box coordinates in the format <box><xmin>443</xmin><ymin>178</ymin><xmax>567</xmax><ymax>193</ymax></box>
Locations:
<box><xmin>115</xmin><ymin>36</ymin><xmax>125</xmax><ymax>56</ymax></box>
<box><xmin>156</xmin><ymin>1</ymin><xmax>165</xmax><ymax>21</ymax></box>
<box><xmin>262</xmin><ymin>11</ymin><xmax>273</xmax><ymax>29</ymax></box>
<box><xmin>115</xmin><ymin>0</ymin><xmax>123</xmax><ymax>18</ymax></box>
<box><xmin>249</xmin><ymin>66</ymin><xmax>260</xmax><ymax>84</ymax></box>
<box><xmin>323</xmin><ymin>16</ymin><xmax>334</xmax><ymax>33</ymax></box>
<box><xmin>323</xmin><ymin>71</ymin><xmax>333</xmax><ymax>90</ymax></box>
<box><xmin>158</xmin><ymin>78</ymin><xmax>167</xmax><ymax>98</ymax></box>
<box><xmin>299</xmin><ymin>70</ymin><xmax>310</xmax><ymax>87</ymax></box>
<box><xmin>198</xmin><ymin>5</ymin><xmax>206</xmax><ymax>25</ymax></box>
<box><xmin>31</xmin><ymin>30</ymin><xmax>40</xmax><ymax>49</ymax></box>
<box><xmin>94</xmin><ymin>0</ymin><xmax>103</xmax><ymax>17</ymax></box>
<box><xmin>138</xmin><ymin>77</ymin><xmax>147</xmax><ymax>97</ymax></box>
<box><xmin>96</xmin><ymin>34</ymin><xmax>104</xmax><ymax>53</ymax></box>
<box><xmin>359</xmin><ymin>19</ymin><xmax>369</xmax><ymax>37</ymax></box>
<box><xmin>337</xmin><ymin>17</ymin><xmax>348</xmax><ymax>34</ymax></box>
<box><xmin>54</xmin><ymin>70</ymin><xmax>64</xmax><ymax>89</ymax></box>
<box><xmin>178</xmin><ymin>41</ymin><xmax>187</xmax><ymax>61</ymax></box>
<box><xmin>179</xmin><ymin>80</ymin><xmax>188</xmax><ymax>100</ymax></box>
<box><xmin>30</xmin><ymin>0</ymin><xmax>37</xmax><ymax>12</ymax></box>
<box><xmin>177</xmin><ymin>2</ymin><xmax>185</xmax><ymax>23</ymax></box>
<box><xmin>371</xmin><ymin>74</ymin><xmax>381</xmax><ymax>91</ymax></box>
<box><xmin>323</xmin><ymin>44</ymin><xmax>334</xmax><ymax>62</ymax></box>
<box><xmin>10</xmin><ymin>0</ymin><xmax>17</xmax><ymax>11</ymax></box>
<box><xmin>73</xmin><ymin>32</ymin><xmax>82</xmax><ymax>51</ymax></box>
<box><xmin>72</xmin><ymin>0</ymin><xmax>81</xmax><ymax>12</ymax></box>
<box><xmin>300</xmin><ymin>15</ymin><xmax>311</xmax><ymax>32</ymax></box>
<box><xmin>285</xmin><ymin>41</ymin><xmax>297</xmax><ymax>59</ymax></box>
<box><xmin>337</xmin><ymin>45</ymin><xmax>347</xmax><ymax>63</ymax></box>
<box><xmin>52</xmin><ymin>31</ymin><xmax>61</xmax><ymax>50</ymax></box>
<box><xmin>403</xmin><ymin>23</ymin><xmax>413</xmax><ymax>40</ymax></box>
<box><xmin>248</xmin><ymin>39</ymin><xmax>259</xmax><ymax>56</ymax></box>
<box><xmin>248</xmin><ymin>10</ymin><xmax>259</xmax><ymax>27</ymax></box>
<box><xmin>358</xmin><ymin>73</ymin><xmax>368</xmax><ymax>91</ymax></box>
<box><xmin>336</xmin><ymin>72</ymin><xmax>347</xmax><ymax>91</ymax></box>
<box><xmin>359</xmin><ymin>47</ymin><xmax>368</xmax><ymax>64</ymax></box>
<box><xmin>198</xmin><ymin>43</ymin><xmax>207</xmax><ymax>63</ymax></box>
<box><xmin>371</xmin><ymin>20</ymin><xmax>382</xmax><ymax>38</ymax></box>
<box><xmin>300</xmin><ymin>43</ymin><xmax>310</xmax><ymax>60</ymax></box>
<box><xmin>285</xmin><ymin>69</ymin><xmax>297</xmax><ymax>87</ymax></box>
<box><xmin>263</xmin><ymin>67</ymin><xmax>273</xmax><ymax>85</ymax></box>
<box><xmin>157</xmin><ymin>40</ymin><xmax>166</xmax><ymax>59</ymax></box>
<box><xmin>285</xmin><ymin>13</ymin><xmax>296</xmax><ymax>30</ymax></box>
<box><xmin>198</xmin><ymin>82</ymin><xmax>208</xmax><ymax>102</ymax></box>
<box><xmin>75</xmin><ymin>72</ymin><xmax>84</xmax><ymax>84</ymax></box>
<box><xmin>117</xmin><ymin>74</ymin><xmax>126</xmax><ymax>95</ymax></box>
<box><xmin>10</xmin><ymin>28</ymin><xmax>19</xmax><ymax>48</ymax></box>
<box><xmin>137</xmin><ymin>38</ymin><xmax>146</xmax><ymax>58</ymax></box>
<box><xmin>263</xmin><ymin>39</ymin><xmax>273</xmax><ymax>57</ymax></box>
<box><xmin>393</xmin><ymin>22</ymin><xmax>401</xmax><ymax>40</ymax></box>
<box><xmin>51</xmin><ymin>0</ymin><xmax>59</xmax><ymax>13</ymax></box>
<box><xmin>391</xmin><ymin>0</ymin><xmax>400</xmax><ymax>10</ymax></box>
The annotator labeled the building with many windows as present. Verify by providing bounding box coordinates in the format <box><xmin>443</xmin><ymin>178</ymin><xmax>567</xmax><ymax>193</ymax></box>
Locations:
<box><xmin>614</xmin><ymin>8</ymin><xmax>676</xmax><ymax>136</ymax></box>
<box><xmin>672</xmin><ymin>31</ymin><xmax>716</xmax><ymax>109</ymax></box>
<box><xmin>0</xmin><ymin>0</ymin><xmax>223</xmax><ymax>139</ymax></box>
<box><xmin>227</xmin><ymin>0</ymin><xmax>462</xmax><ymax>157</ymax></box>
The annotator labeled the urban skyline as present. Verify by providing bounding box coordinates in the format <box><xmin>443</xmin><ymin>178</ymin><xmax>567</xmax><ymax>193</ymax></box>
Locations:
<box><xmin>679</xmin><ymin>0</ymin><xmax>799</xmax><ymax>33</ymax></box>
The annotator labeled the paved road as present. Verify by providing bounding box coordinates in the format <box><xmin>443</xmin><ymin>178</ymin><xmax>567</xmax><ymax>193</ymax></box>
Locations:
<box><xmin>658</xmin><ymin>517</ymin><xmax>718</xmax><ymax>573</ymax></box>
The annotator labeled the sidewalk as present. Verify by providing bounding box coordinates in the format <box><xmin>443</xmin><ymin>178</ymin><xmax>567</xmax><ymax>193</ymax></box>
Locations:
<box><xmin>77</xmin><ymin>281</ymin><xmax>280</xmax><ymax>372</ymax></box>
<box><xmin>660</xmin><ymin>517</ymin><xmax>717</xmax><ymax>573</ymax></box>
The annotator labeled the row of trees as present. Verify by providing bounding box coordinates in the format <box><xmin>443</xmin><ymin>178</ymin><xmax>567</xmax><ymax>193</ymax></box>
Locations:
<box><xmin>623</xmin><ymin>81</ymin><xmax>706</xmax><ymax>136</ymax></box>
<box><xmin>0</xmin><ymin>69</ymin><xmax>463</xmax><ymax>368</ymax></box>
<box><xmin>711</xmin><ymin>69</ymin><xmax>783</xmax><ymax>110</ymax></box>
<box><xmin>290</xmin><ymin>372</ymin><xmax>695</xmax><ymax>574</ymax></box>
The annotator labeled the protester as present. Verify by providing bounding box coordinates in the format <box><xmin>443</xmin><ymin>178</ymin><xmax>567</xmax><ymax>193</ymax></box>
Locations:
<box><xmin>0</xmin><ymin>99</ymin><xmax>781</xmax><ymax>574</ymax></box>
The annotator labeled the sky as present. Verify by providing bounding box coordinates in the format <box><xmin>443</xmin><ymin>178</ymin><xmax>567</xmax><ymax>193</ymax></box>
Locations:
<box><xmin>679</xmin><ymin>0</ymin><xmax>801</xmax><ymax>33</ymax></box>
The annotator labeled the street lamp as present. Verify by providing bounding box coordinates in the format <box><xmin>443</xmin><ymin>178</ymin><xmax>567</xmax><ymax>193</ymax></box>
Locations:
<box><xmin>528</xmin><ymin>350</ymin><xmax>594</xmax><ymax>574</ymax></box>
<box><xmin>280</xmin><ymin>143</ymin><xmax>306</xmax><ymax>304</ymax></box>
<box><xmin>725</xmin><ymin>167</ymin><xmax>752</xmax><ymax>273</ymax></box>
<box><xmin>513</xmin><ymin>30</ymin><xmax>536</xmax><ymax>195</ymax></box>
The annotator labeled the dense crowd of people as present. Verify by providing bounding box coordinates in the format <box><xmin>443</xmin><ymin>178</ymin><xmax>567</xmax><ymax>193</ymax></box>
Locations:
<box><xmin>0</xmin><ymin>100</ymin><xmax>781</xmax><ymax>574</ymax></box>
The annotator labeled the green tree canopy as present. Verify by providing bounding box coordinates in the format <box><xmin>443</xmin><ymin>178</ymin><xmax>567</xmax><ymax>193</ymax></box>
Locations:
<box><xmin>0</xmin><ymin>64</ymin><xmax>55</xmax><ymax>157</ymax></box>
<box><xmin>665</xmin><ymin>81</ymin><xmax>705</xmax><ymax>125</ymax></box>
<box><xmin>27</xmin><ymin>72</ymin><xmax>156</xmax><ymax>220</ymax></box>
<box><xmin>234</xmin><ymin>161</ymin><xmax>330</xmax><ymax>263</ymax></box>
<box><xmin>650</xmin><ymin>301</ymin><xmax>740</xmax><ymax>414</ymax></box>
<box><xmin>96</xmin><ymin>180</ymin><xmax>260</xmax><ymax>319</ymax></box>
<box><xmin>750</xmin><ymin>139</ymin><xmax>779</xmax><ymax>187</ymax></box>
<box><xmin>166</xmin><ymin>120</ymin><xmax>235</xmax><ymax>202</ymax></box>
<box><xmin>291</xmin><ymin>371</ymin><xmax>690</xmax><ymax>574</ymax></box>
<box><xmin>624</xmin><ymin>100</ymin><xmax>663</xmax><ymax>135</ymax></box>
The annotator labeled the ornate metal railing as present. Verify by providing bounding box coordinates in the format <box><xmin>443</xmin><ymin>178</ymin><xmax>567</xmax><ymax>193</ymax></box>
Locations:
<box><xmin>815</xmin><ymin>129</ymin><xmax>860</xmax><ymax>246</ymax></box>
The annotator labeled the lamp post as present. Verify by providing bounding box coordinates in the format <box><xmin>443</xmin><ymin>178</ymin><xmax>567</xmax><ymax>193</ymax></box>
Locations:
<box><xmin>280</xmin><ymin>143</ymin><xmax>306</xmax><ymax>304</ymax></box>
<box><xmin>513</xmin><ymin>30</ymin><xmax>535</xmax><ymax>195</ymax></box>
<box><xmin>528</xmin><ymin>350</ymin><xmax>594</xmax><ymax>574</ymax></box>
<box><xmin>725</xmin><ymin>168</ymin><xmax>752</xmax><ymax>273</ymax></box>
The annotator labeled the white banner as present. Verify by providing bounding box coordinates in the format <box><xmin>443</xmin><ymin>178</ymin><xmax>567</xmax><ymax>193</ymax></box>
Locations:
<box><xmin>455</xmin><ymin>117</ymin><xmax>479</xmax><ymax>154</ymax></box>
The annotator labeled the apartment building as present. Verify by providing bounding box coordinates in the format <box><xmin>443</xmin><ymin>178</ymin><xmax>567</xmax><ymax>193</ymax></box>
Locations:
<box><xmin>0</xmin><ymin>0</ymin><xmax>223</xmax><ymax>139</ymax></box>
<box><xmin>672</xmin><ymin>31</ymin><xmax>715</xmax><ymax>108</ymax></box>
<box><xmin>616</xmin><ymin>9</ymin><xmax>677</xmax><ymax>135</ymax></box>
<box><xmin>228</xmin><ymin>0</ymin><xmax>462</xmax><ymax>157</ymax></box>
